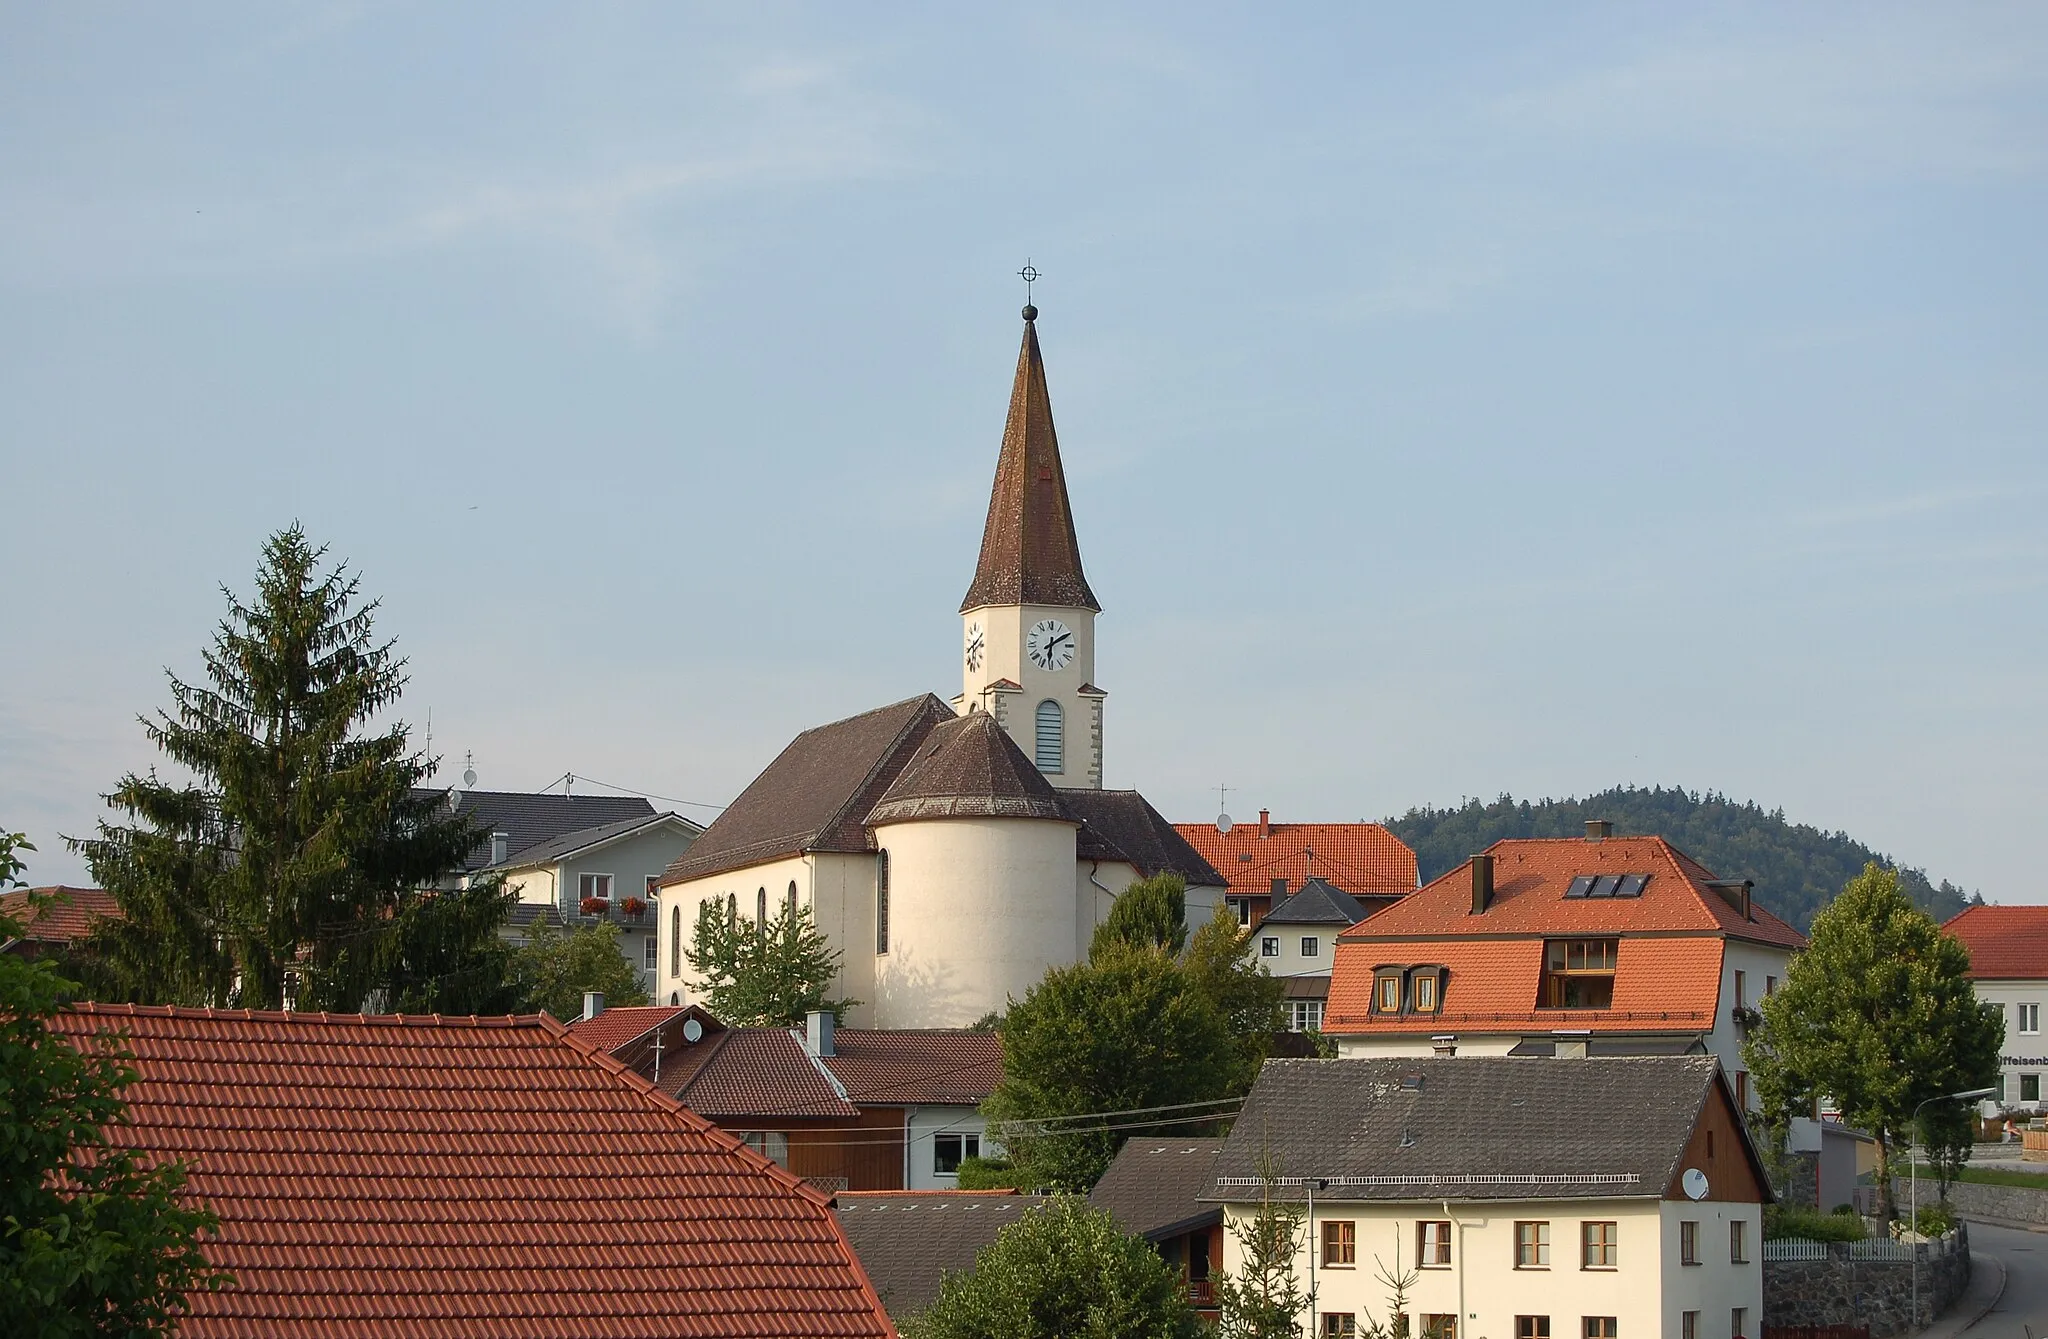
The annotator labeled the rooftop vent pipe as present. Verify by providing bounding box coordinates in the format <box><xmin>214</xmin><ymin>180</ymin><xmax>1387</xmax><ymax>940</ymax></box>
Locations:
<box><xmin>1585</xmin><ymin>820</ymin><xmax>1612</xmax><ymax>841</ymax></box>
<box><xmin>805</xmin><ymin>1010</ymin><xmax>836</xmax><ymax>1058</ymax></box>
<box><xmin>582</xmin><ymin>991</ymin><xmax>604</xmax><ymax>1022</ymax></box>
<box><xmin>490</xmin><ymin>831</ymin><xmax>509</xmax><ymax>865</ymax></box>
<box><xmin>1470</xmin><ymin>855</ymin><xmax>1495</xmax><ymax>914</ymax></box>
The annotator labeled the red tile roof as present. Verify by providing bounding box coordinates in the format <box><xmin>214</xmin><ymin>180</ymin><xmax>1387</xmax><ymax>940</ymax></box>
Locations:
<box><xmin>1172</xmin><ymin>820</ymin><xmax>1417</xmax><ymax>898</ymax></box>
<box><xmin>1</xmin><ymin>886</ymin><xmax>121</xmax><ymax>944</ymax></box>
<box><xmin>823</xmin><ymin>1031</ymin><xmax>1004</xmax><ymax>1106</ymax></box>
<box><xmin>664</xmin><ymin>1027</ymin><xmax>861</xmax><ymax>1119</ymax></box>
<box><xmin>567</xmin><ymin>1004</ymin><xmax>687</xmax><ymax>1052</ymax></box>
<box><xmin>1339</xmin><ymin>836</ymin><xmax>1804</xmax><ymax>948</ymax></box>
<box><xmin>51</xmin><ymin>1006</ymin><xmax>894</xmax><ymax>1339</ymax></box>
<box><xmin>1324</xmin><ymin>935</ymin><xmax>1726</xmax><ymax>1034</ymax></box>
<box><xmin>1944</xmin><ymin>905</ymin><xmax>2048</xmax><ymax>980</ymax></box>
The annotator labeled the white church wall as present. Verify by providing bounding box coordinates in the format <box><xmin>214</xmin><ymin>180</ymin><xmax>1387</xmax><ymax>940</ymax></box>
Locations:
<box><xmin>872</xmin><ymin>816</ymin><xmax>1079</xmax><ymax>1028</ymax></box>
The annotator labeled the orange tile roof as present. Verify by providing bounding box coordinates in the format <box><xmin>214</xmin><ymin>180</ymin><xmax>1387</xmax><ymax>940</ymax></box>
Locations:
<box><xmin>568</xmin><ymin>1004</ymin><xmax>687</xmax><ymax>1052</ymax></box>
<box><xmin>1</xmin><ymin>886</ymin><xmax>120</xmax><ymax>944</ymax></box>
<box><xmin>823</xmin><ymin>1030</ymin><xmax>1003</xmax><ymax>1106</ymax></box>
<box><xmin>1324</xmin><ymin>935</ymin><xmax>1725</xmax><ymax>1035</ymax></box>
<box><xmin>1171</xmin><ymin>820</ymin><xmax>1417</xmax><ymax>898</ymax></box>
<box><xmin>1944</xmin><ymin>905</ymin><xmax>2048</xmax><ymax>980</ymax></box>
<box><xmin>51</xmin><ymin>1005</ymin><xmax>894</xmax><ymax>1338</ymax></box>
<box><xmin>1337</xmin><ymin>836</ymin><xmax>1805</xmax><ymax>948</ymax></box>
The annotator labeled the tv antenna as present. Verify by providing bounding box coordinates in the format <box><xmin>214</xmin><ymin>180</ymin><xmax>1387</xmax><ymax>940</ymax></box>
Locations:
<box><xmin>1216</xmin><ymin>783</ymin><xmax>1233</xmax><ymax>834</ymax></box>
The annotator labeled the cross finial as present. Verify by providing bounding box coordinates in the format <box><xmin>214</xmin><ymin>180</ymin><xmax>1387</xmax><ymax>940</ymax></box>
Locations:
<box><xmin>1018</xmin><ymin>259</ymin><xmax>1041</xmax><ymax>319</ymax></box>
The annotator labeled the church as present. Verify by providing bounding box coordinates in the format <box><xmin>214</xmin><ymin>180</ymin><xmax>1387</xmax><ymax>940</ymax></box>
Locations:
<box><xmin>655</xmin><ymin>305</ymin><xmax>1224</xmax><ymax>1028</ymax></box>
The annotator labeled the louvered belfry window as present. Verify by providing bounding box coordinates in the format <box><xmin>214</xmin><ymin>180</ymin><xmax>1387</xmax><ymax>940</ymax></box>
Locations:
<box><xmin>1034</xmin><ymin>699</ymin><xmax>1063</xmax><ymax>773</ymax></box>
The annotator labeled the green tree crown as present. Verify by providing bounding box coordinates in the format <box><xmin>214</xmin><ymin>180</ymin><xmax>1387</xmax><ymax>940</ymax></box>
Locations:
<box><xmin>510</xmin><ymin>917</ymin><xmax>651</xmax><ymax>1022</ymax></box>
<box><xmin>684</xmin><ymin>897</ymin><xmax>852</xmax><ymax>1027</ymax></box>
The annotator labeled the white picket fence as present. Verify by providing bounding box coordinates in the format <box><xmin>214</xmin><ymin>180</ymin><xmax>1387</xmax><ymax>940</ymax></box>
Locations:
<box><xmin>1763</xmin><ymin>1232</ymin><xmax>1959</xmax><ymax>1263</ymax></box>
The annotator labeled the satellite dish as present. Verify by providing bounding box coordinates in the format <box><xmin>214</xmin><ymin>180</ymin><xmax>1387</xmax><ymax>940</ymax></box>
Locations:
<box><xmin>1681</xmin><ymin>1167</ymin><xmax>1709</xmax><ymax>1201</ymax></box>
<box><xmin>1217</xmin><ymin>813</ymin><xmax>1233</xmax><ymax>834</ymax></box>
<box><xmin>682</xmin><ymin>1018</ymin><xmax>704</xmax><ymax>1044</ymax></box>
<box><xmin>462</xmin><ymin>767</ymin><xmax>477</xmax><ymax>788</ymax></box>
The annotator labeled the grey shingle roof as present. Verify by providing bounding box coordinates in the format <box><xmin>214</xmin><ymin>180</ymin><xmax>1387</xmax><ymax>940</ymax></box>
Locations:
<box><xmin>662</xmin><ymin>696</ymin><xmax>956</xmax><ymax>884</ymax></box>
<box><xmin>1207</xmin><ymin>1056</ymin><xmax>1759</xmax><ymax>1203</ymax></box>
<box><xmin>416</xmin><ymin>790</ymin><xmax>656</xmax><ymax>873</ymax></box>
<box><xmin>1261</xmin><ymin>877</ymin><xmax>1376</xmax><ymax>926</ymax></box>
<box><xmin>1065</xmin><ymin>790</ymin><xmax>1226</xmax><ymax>887</ymax></box>
<box><xmin>499</xmin><ymin>812</ymin><xmax>699</xmax><ymax>869</ymax></box>
<box><xmin>1089</xmin><ymin>1138</ymin><xmax>1224</xmax><ymax>1240</ymax></box>
<box><xmin>834</xmin><ymin>1193</ymin><xmax>1043</xmax><ymax>1319</ymax></box>
<box><xmin>866</xmin><ymin>715</ymin><xmax>1070</xmax><ymax>825</ymax></box>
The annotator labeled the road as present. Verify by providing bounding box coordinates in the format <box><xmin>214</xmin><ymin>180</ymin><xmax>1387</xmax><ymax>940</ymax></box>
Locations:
<box><xmin>1962</xmin><ymin>1220</ymin><xmax>2048</xmax><ymax>1337</ymax></box>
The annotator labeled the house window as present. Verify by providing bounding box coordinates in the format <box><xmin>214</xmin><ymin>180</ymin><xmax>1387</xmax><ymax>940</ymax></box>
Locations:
<box><xmin>1322</xmin><ymin>1317</ymin><xmax>1357</xmax><ymax>1339</ymax></box>
<box><xmin>1034</xmin><ymin>700</ymin><xmax>1063</xmax><ymax>773</ymax></box>
<box><xmin>1680</xmin><ymin>1220</ymin><xmax>1700</xmax><ymax>1265</ymax></box>
<box><xmin>1375</xmin><ymin>974</ymin><xmax>1402</xmax><ymax>1013</ymax></box>
<box><xmin>1413</xmin><ymin>972</ymin><xmax>1439</xmax><ymax>1012</ymax></box>
<box><xmin>1515</xmin><ymin>1221</ymin><xmax>1549</xmax><ymax>1268</ymax></box>
<box><xmin>1227</xmin><ymin>897</ymin><xmax>1251</xmax><ymax>926</ymax></box>
<box><xmin>2023</xmin><ymin>1074</ymin><xmax>2040</xmax><ymax>1103</ymax></box>
<box><xmin>1421</xmin><ymin>1317</ymin><xmax>1457</xmax><ymax>1339</ymax></box>
<box><xmin>1515</xmin><ymin>1320</ymin><xmax>1550</xmax><ymax>1339</ymax></box>
<box><xmin>1541</xmin><ymin>939</ymin><xmax>1617</xmax><ymax>1008</ymax></box>
<box><xmin>1731</xmin><ymin>1219</ymin><xmax>1749</xmax><ymax>1263</ymax></box>
<box><xmin>1301</xmin><ymin>936</ymin><xmax>1319</xmax><ymax>958</ymax></box>
<box><xmin>1288</xmin><ymin>1000</ymin><xmax>1324</xmax><ymax>1033</ymax></box>
<box><xmin>2022</xmin><ymin>1004</ymin><xmax>2041</xmax><ymax>1035</ymax></box>
<box><xmin>1766</xmin><ymin>975</ymin><xmax>1776</xmax><ymax>995</ymax></box>
<box><xmin>1321</xmin><ymin>1219</ymin><xmax>1356</xmax><ymax>1267</ymax></box>
<box><xmin>934</xmin><ymin>1133</ymin><xmax>980</xmax><ymax>1176</ymax></box>
<box><xmin>1735</xmin><ymin>1071</ymin><xmax>1749</xmax><ymax>1109</ymax></box>
<box><xmin>644</xmin><ymin>936</ymin><xmax>658</xmax><ymax>970</ymax></box>
<box><xmin>876</xmin><ymin>850</ymin><xmax>891</xmax><ymax>954</ymax></box>
<box><xmin>645</xmin><ymin>874</ymin><xmax>660</xmax><ymax>898</ymax></box>
<box><xmin>740</xmin><ymin>1131</ymin><xmax>790</xmax><ymax>1167</ymax></box>
<box><xmin>1680</xmin><ymin>1313</ymin><xmax>1698</xmax><ymax>1339</ymax></box>
<box><xmin>1583</xmin><ymin>1322</ymin><xmax>1617</xmax><ymax>1339</ymax></box>
<box><xmin>1734</xmin><ymin>970</ymin><xmax>1746</xmax><ymax>1009</ymax></box>
<box><xmin>578</xmin><ymin>873</ymin><xmax>613</xmax><ymax>901</ymax></box>
<box><xmin>1261</xmin><ymin>937</ymin><xmax>1280</xmax><ymax>958</ymax></box>
<box><xmin>1731</xmin><ymin>1308</ymin><xmax>1747</xmax><ymax>1339</ymax></box>
<box><xmin>670</xmin><ymin>907</ymin><xmax>682</xmax><ymax>975</ymax></box>
<box><xmin>1417</xmin><ymin>1219</ymin><xmax>1451</xmax><ymax>1267</ymax></box>
<box><xmin>1581</xmin><ymin>1220</ymin><xmax>1616</xmax><ymax>1269</ymax></box>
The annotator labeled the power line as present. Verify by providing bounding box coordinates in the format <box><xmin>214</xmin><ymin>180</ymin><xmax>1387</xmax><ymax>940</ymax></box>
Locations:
<box><xmin>551</xmin><ymin>771</ymin><xmax>727</xmax><ymax>813</ymax></box>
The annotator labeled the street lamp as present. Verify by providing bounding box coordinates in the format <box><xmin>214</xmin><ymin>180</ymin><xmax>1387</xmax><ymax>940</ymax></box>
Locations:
<box><xmin>1908</xmin><ymin>1086</ymin><xmax>1999</xmax><ymax>1325</ymax></box>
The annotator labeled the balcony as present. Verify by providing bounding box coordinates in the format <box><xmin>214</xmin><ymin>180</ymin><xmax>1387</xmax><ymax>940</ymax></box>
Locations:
<box><xmin>1185</xmin><ymin>1278</ymin><xmax>1214</xmax><ymax>1307</ymax></box>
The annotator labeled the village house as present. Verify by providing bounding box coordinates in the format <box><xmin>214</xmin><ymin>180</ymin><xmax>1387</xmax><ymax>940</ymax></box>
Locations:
<box><xmin>1175</xmin><ymin>810</ymin><xmax>1418</xmax><ymax>930</ymax></box>
<box><xmin>1323</xmin><ymin>824</ymin><xmax>1804</xmax><ymax>1105</ymax></box>
<box><xmin>1091</xmin><ymin>1136</ymin><xmax>1226</xmax><ymax>1317</ymax></box>
<box><xmin>0</xmin><ymin>884</ymin><xmax>119</xmax><ymax>959</ymax></box>
<box><xmin>50</xmin><ymin>1004</ymin><xmax>893</xmax><ymax>1338</ymax></box>
<box><xmin>834</xmin><ymin>1190</ymin><xmax>1037</xmax><ymax>1321</ymax></box>
<box><xmin>575</xmin><ymin>1001</ymin><xmax>1003</xmax><ymax>1190</ymax></box>
<box><xmin>1941</xmin><ymin>904</ymin><xmax>2048</xmax><ymax>1114</ymax></box>
<box><xmin>655</xmin><ymin>307</ymin><xmax>1224</xmax><ymax>1028</ymax></box>
<box><xmin>1206</xmin><ymin>1056</ymin><xmax>1770</xmax><ymax>1339</ymax></box>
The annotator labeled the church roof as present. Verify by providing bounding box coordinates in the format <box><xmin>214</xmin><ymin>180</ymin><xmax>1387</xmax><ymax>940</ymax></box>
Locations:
<box><xmin>662</xmin><ymin>695</ymin><xmax>956</xmax><ymax>884</ymax></box>
<box><xmin>866</xmin><ymin>714</ymin><xmax>1071</xmax><ymax>825</ymax></box>
<box><xmin>1065</xmin><ymin>790</ymin><xmax>1227</xmax><ymax>888</ymax></box>
<box><xmin>960</xmin><ymin>310</ymin><xmax>1100</xmax><ymax>614</ymax></box>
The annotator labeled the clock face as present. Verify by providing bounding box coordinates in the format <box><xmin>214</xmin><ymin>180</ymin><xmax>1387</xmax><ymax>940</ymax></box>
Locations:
<box><xmin>1026</xmin><ymin>619</ymin><xmax>1076</xmax><ymax>671</ymax></box>
<box><xmin>964</xmin><ymin>622</ymin><xmax>985</xmax><ymax>672</ymax></box>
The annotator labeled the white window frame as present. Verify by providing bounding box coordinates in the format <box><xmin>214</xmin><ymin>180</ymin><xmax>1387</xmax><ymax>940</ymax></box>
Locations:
<box><xmin>1228</xmin><ymin>897</ymin><xmax>1251</xmax><ymax>926</ymax></box>
<box><xmin>643</xmin><ymin>935</ymin><xmax>658</xmax><ymax>970</ymax></box>
<box><xmin>578</xmin><ymin>872</ymin><xmax>614</xmax><ymax>901</ymax></box>
<box><xmin>1288</xmin><ymin>1000</ymin><xmax>1324</xmax><ymax>1032</ymax></box>
<box><xmin>2021</xmin><ymin>1003</ymin><xmax>2040</xmax><ymax>1035</ymax></box>
<box><xmin>933</xmin><ymin>1132</ymin><xmax>980</xmax><ymax>1176</ymax></box>
<box><xmin>1260</xmin><ymin>936</ymin><xmax>1280</xmax><ymax>958</ymax></box>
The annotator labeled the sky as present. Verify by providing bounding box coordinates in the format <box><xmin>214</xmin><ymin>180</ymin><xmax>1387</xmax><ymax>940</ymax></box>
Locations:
<box><xmin>3</xmin><ymin>4</ymin><xmax>2043</xmax><ymax>902</ymax></box>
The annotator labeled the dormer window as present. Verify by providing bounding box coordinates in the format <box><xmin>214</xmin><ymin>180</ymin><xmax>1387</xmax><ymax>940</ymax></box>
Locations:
<box><xmin>1413</xmin><ymin>971</ymin><xmax>1439</xmax><ymax>1012</ymax></box>
<box><xmin>1541</xmin><ymin>938</ymin><xmax>1618</xmax><ymax>1009</ymax></box>
<box><xmin>1374</xmin><ymin>972</ymin><xmax>1403</xmax><ymax>1013</ymax></box>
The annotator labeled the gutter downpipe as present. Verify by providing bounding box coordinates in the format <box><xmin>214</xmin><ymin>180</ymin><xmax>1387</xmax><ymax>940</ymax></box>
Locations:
<box><xmin>1447</xmin><ymin>1200</ymin><xmax>1462</xmax><ymax>1339</ymax></box>
<box><xmin>1305</xmin><ymin>1178</ymin><xmax>1317</xmax><ymax>1339</ymax></box>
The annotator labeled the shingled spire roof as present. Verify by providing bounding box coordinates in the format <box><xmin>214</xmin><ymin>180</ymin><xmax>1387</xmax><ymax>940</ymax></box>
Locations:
<box><xmin>960</xmin><ymin>308</ymin><xmax>1101</xmax><ymax>614</ymax></box>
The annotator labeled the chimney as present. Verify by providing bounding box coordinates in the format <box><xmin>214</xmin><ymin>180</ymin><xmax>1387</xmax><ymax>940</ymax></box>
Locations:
<box><xmin>805</xmin><ymin>1010</ymin><xmax>836</xmax><ymax>1058</ymax></box>
<box><xmin>1585</xmin><ymin>820</ymin><xmax>1612</xmax><ymax>841</ymax></box>
<box><xmin>1431</xmin><ymin>1035</ymin><xmax>1457</xmax><ymax>1057</ymax></box>
<box><xmin>581</xmin><ymin>991</ymin><xmax>604</xmax><ymax>1022</ymax></box>
<box><xmin>1470</xmin><ymin>855</ymin><xmax>1495</xmax><ymax>914</ymax></box>
<box><xmin>1258</xmin><ymin>808</ymin><xmax>1271</xmax><ymax>838</ymax></box>
<box><xmin>490</xmin><ymin>830</ymin><xmax>509</xmax><ymax>865</ymax></box>
<box><xmin>1270</xmin><ymin>877</ymin><xmax>1288</xmax><ymax>899</ymax></box>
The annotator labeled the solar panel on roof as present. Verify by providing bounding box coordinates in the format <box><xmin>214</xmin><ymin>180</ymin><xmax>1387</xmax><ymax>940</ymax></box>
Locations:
<box><xmin>1564</xmin><ymin>875</ymin><xmax>1596</xmax><ymax>899</ymax></box>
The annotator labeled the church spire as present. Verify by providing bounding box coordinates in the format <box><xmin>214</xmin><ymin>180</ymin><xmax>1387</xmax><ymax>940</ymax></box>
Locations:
<box><xmin>960</xmin><ymin>306</ymin><xmax>1101</xmax><ymax>614</ymax></box>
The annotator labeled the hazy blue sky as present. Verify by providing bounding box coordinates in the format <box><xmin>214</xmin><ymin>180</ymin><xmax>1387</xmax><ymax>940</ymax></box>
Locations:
<box><xmin>4</xmin><ymin>4</ymin><xmax>2043</xmax><ymax>902</ymax></box>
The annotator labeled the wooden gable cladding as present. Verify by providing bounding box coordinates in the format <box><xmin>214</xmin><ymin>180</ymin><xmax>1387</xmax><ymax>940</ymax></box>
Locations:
<box><xmin>786</xmin><ymin>1107</ymin><xmax>910</xmax><ymax>1192</ymax></box>
<box><xmin>1663</xmin><ymin>1074</ymin><xmax>1772</xmax><ymax>1204</ymax></box>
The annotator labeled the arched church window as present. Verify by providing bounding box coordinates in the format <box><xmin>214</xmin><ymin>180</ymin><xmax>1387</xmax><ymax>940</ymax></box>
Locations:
<box><xmin>1035</xmin><ymin>700</ymin><xmax>1064</xmax><ymax>773</ymax></box>
<box><xmin>876</xmin><ymin>850</ymin><xmax>891</xmax><ymax>955</ymax></box>
<box><xmin>757</xmin><ymin>887</ymin><xmax>767</xmax><ymax>929</ymax></box>
<box><xmin>787</xmin><ymin>880</ymin><xmax>799</xmax><ymax>921</ymax></box>
<box><xmin>670</xmin><ymin>906</ymin><xmax>682</xmax><ymax>976</ymax></box>
<box><xmin>726</xmin><ymin>892</ymin><xmax>737</xmax><ymax>926</ymax></box>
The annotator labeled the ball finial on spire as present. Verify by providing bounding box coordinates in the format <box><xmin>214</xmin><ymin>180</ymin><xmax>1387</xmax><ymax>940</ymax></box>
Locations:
<box><xmin>1022</xmin><ymin>303</ymin><xmax>1038</xmax><ymax>321</ymax></box>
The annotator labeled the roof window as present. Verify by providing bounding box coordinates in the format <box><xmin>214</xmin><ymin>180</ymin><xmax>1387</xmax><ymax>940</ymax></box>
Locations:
<box><xmin>1563</xmin><ymin>874</ymin><xmax>1648</xmax><ymax>899</ymax></box>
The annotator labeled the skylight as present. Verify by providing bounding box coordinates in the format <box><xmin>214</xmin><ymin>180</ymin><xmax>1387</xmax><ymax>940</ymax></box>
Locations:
<box><xmin>1563</xmin><ymin>873</ymin><xmax>1648</xmax><ymax>899</ymax></box>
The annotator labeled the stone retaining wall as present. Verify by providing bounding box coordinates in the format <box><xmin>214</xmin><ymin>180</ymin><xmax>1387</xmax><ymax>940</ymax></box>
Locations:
<box><xmin>1763</xmin><ymin>1226</ymin><xmax>1969</xmax><ymax>1338</ymax></box>
<box><xmin>1934</xmin><ymin>1178</ymin><xmax>2048</xmax><ymax>1225</ymax></box>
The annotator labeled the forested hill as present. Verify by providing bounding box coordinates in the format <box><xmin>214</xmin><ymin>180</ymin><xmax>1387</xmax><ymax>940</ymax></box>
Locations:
<box><xmin>1383</xmin><ymin>786</ymin><xmax>1974</xmax><ymax>933</ymax></box>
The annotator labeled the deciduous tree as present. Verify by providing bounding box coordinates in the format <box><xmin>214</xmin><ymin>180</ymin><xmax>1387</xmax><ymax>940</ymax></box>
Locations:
<box><xmin>1744</xmin><ymin>863</ymin><xmax>2001</xmax><ymax>1220</ymax></box>
<box><xmin>1184</xmin><ymin>903</ymin><xmax>1286</xmax><ymax>1092</ymax></box>
<box><xmin>73</xmin><ymin>526</ymin><xmax>491</xmax><ymax>1011</ymax></box>
<box><xmin>511</xmin><ymin>917</ymin><xmax>650</xmax><ymax>1021</ymax></box>
<box><xmin>1090</xmin><ymin>872</ymin><xmax>1189</xmax><ymax>958</ymax></box>
<box><xmin>1</xmin><ymin>830</ymin><xmax>230</xmax><ymax>1335</ymax></box>
<box><xmin>684</xmin><ymin>899</ymin><xmax>851</xmax><ymax>1027</ymax></box>
<box><xmin>903</xmin><ymin>1194</ymin><xmax>1201</xmax><ymax>1339</ymax></box>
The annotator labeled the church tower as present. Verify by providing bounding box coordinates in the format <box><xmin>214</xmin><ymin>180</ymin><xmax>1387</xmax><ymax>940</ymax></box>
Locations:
<box><xmin>954</xmin><ymin>305</ymin><xmax>1105</xmax><ymax>789</ymax></box>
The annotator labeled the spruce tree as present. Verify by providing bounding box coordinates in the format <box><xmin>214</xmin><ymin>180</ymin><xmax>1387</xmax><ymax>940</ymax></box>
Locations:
<box><xmin>74</xmin><ymin>526</ymin><xmax>487</xmax><ymax>1011</ymax></box>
